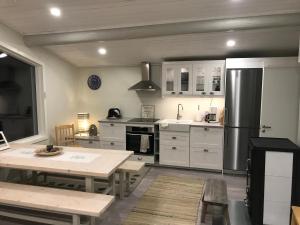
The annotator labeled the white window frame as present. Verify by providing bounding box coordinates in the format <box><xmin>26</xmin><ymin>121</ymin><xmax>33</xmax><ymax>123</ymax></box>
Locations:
<box><xmin>0</xmin><ymin>43</ymin><xmax>48</xmax><ymax>144</ymax></box>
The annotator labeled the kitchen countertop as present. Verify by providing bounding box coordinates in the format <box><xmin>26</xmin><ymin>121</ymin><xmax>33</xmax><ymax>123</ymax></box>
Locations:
<box><xmin>99</xmin><ymin>118</ymin><xmax>223</xmax><ymax>128</ymax></box>
<box><xmin>191</xmin><ymin>121</ymin><xmax>223</xmax><ymax>128</ymax></box>
<box><xmin>99</xmin><ymin>118</ymin><xmax>131</xmax><ymax>124</ymax></box>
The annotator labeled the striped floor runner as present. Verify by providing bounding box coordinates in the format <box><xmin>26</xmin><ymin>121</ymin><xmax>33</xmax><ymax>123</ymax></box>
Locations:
<box><xmin>123</xmin><ymin>175</ymin><xmax>205</xmax><ymax>225</ymax></box>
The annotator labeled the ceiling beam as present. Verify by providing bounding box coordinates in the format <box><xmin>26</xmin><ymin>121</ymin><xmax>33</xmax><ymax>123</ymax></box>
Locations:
<box><xmin>24</xmin><ymin>13</ymin><xmax>300</xmax><ymax>46</ymax></box>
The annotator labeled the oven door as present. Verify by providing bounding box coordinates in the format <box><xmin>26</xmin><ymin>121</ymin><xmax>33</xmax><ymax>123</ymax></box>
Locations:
<box><xmin>126</xmin><ymin>132</ymin><xmax>154</xmax><ymax>155</ymax></box>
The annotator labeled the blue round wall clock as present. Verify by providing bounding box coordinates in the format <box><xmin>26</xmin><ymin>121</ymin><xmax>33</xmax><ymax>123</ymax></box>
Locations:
<box><xmin>87</xmin><ymin>75</ymin><xmax>101</xmax><ymax>90</ymax></box>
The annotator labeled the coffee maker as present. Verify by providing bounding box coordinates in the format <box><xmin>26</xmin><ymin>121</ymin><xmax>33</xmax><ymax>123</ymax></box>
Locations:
<box><xmin>205</xmin><ymin>107</ymin><xmax>217</xmax><ymax>123</ymax></box>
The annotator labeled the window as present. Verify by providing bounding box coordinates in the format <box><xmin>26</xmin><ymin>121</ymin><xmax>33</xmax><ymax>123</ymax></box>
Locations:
<box><xmin>0</xmin><ymin>54</ymin><xmax>38</xmax><ymax>141</ymax></box>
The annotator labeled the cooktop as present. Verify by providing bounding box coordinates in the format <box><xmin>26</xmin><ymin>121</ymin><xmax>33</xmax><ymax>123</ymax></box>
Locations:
<box><xmin>127</xmin><ymin>118</ymin><xmax>160</xmax><ymax>124</ymax></box>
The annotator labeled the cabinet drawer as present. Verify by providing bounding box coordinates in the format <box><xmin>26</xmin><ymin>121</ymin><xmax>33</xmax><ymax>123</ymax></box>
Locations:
<box><xmin>190</xmin><ymin>146</ymin><xmax>222</xmax><ymax>170</ymax></box>
<box><xmin>263</xmin><ymin>201</ymin><xmax>291</xmax><ymax>225</ymax></box>
<box><xmin>130</xmin><ymin>155</ymin><xmax>154</xmax><ymax>164</ymax></box>
<box><xmin>265</xmin><ymin>152</ymin><xmax>293</xmax><ymax>178</ymax></box>
<box><xmin>264</xmin><ymin>176</ymin><xmax>292</xmax><ymax>203</ymax></box>
<box><xmin>160</xmin><ymin>131</ymin><xmax>189</xmax><ymax>147</ymax></box>
<box><xmin>100</xmin><ymin>123</ymin><xmax>125</xmax><ymax>142</ymax></box>
<box><xmin>160</xmin><ymin>145</ymin><xmax>189</xmax><ymax>167</ymax></box>
<box><xmin>101</xmin><ymin>141</ymin><xmax>125</xmax><ymax>150</ymax></box>
<box><xmin>77</xmin><ymin>140</ymin><xmax>100</xmax><ymax>149</ymax></box>
<box><xmin>190</xmin><ymin>127</ymin><xmax>223</xmax><ymax>146</ymax></box>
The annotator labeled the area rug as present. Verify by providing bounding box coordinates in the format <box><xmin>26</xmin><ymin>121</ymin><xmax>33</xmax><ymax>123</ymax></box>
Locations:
<box><xmin>123</xmin><ymin>175</ymin><xmax>205</xmax><ymax>225</ymax></box>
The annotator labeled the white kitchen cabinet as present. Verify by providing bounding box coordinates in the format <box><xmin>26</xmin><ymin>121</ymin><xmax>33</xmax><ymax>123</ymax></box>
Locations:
<box><xmin>75</xmin><ymin>134</ymin><xmax>100</xmax><ymax>149</ymax></box>
<box><xmin>162</xmin><ymin>63</ymin><xmax>193</xmax><ymax>96</ymax></box>
<box><xmin>190</xmin><ymin>126</ymin><xmax>223</xmax><ymax>170</ymax></box>
<box><xmin>99</xmin><ymin>122</ymin><xmax>126</xmax><ymax>150</ymax></box>
<box><xmin>162</xmin><ymin>60</ymin><xmax>225</xmax><ymax>97</ymax></box>
<box><xmin>159</xmin><ymin>131</ymin><xmax>190</xmax><ymax>167</ymax></box>
<box><xmin>193</xmin><ymin>60</ymin><xmax>225</xmax><ymax>96</ymax></box>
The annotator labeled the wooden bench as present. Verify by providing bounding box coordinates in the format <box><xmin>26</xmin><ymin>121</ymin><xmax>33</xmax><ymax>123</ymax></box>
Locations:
<box><xmin>0</xmin><ymin>182</ymin><xmax>114</xmax><ymax>225</ymax></box>
<box><xmin>117</xmin><ymin>161</ymin><xmax>145</xmax><ymax>199</ymax></box>
<box><xmin>201</xmin><ymin>178</ymin><xmax>230</xmax><ymax>225</ymax></box>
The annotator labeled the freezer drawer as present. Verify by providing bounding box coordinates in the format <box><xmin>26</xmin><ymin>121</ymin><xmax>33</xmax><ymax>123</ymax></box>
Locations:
<box><xmin>223</xmin><ymin>127</ymin><xmax>259</xmax><ymax>171</ymax></box>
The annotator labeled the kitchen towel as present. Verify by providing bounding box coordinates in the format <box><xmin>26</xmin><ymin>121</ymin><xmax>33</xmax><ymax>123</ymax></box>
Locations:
<box><xmin>140</xmin><ymin>135</ymin><xmax>150</xmax><ymax>153</ymax></box>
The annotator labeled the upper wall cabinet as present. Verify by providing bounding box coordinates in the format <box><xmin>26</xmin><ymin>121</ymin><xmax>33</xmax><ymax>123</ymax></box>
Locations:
<box><xmin>162</xmin><ymin>60</ymin><xmax>225</xmax><ymax>97</ymax></box>
<box><xmin>162</xmin><ymin>63</ymin><xmax>193</xmax><ymax>96</ymax></box>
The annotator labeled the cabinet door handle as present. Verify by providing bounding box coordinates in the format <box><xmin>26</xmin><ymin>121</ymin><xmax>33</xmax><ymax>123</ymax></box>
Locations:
<box><xmin>110</xmin><ymin>123</ymin><xmax>114</xmax><ymax>127</ymax></box>
<box><xmin>137</xmin><ymin>157</ymin><xmax>142</xmax><ymax>161</ymax></box>
<box><xmin>210</xmin><ymin>92</ymin><xmax>214</xmax><ymax>95</ymax></box>
<box><xmin>89</xmin><ymin>140</ymin><xmax>93</xmax><ymax>144</ymax></box>
<box><xmin>110</xmin><ymin>142</ymin><xmax>114</xmax><ymax>146</ymax></box>
<box><xmin>262</xmin><ymin>125</ymin><xmax>271</xmax><ymax>129</ymax></box>
<box><xmin>204</xmin><ymin>127</ymin><xmax>209</xmax><ymax>131</ymax></box>
<box><xmin>172</xmin><ymin>147</ymin><xmax>177</xmax><ymax>150</ymax></box>
<box><xmin>171</xmin><ymin>92</ymin><xmax>176</xmax><ymax>95</ymax></box>
<box><xmin>172</xmin><ymin>137</ymin><xmax>177</xmax><ymax>140</ymax></box>
<box><xmin>201</xmin><ymin>92</ymin><xmax>206</xmax><ymax>95</ymax></box>
<box><xmin>179</xmin><ymin>92</ymin><xmax>183</xmax><ymax>95</ymax></box>
<box><xmin>203</xmin><ymin>149</ymin><xmax>209</xmax><ymax>152</ymax></box>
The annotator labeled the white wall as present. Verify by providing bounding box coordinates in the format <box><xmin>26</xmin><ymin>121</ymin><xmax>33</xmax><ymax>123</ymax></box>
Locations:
<box><xmin>77</xmin><ymin>65</ymin><xmax>225</xmax><ymax>127</ymax></box>
<box><xmin>0</xmin><ymin>23</ymin><xmax>78</xmax><ymax>143</ymax></box>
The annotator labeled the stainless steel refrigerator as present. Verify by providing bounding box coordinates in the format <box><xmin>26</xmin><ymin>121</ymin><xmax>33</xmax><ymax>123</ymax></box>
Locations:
<box><xmin>223</xmin><ymin>68</ymin><xmax>263</xmax><ymax>173</ymax></box>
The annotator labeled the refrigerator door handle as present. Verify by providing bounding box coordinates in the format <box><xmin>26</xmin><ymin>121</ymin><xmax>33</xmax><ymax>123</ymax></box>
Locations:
<box><xmin>224</xmin><ymin>108</ymin><xmax>229</xmax><ymax>125</ymax></box>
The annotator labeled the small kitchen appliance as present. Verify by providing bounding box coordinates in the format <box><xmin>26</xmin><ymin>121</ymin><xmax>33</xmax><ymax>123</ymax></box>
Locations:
<box><xmin>107</xmin><ymin>108</ymin><xmax>121</xmax><ymax>119</ymax></box>
<box><xmin>205</xmin><ymin>106</ymin><xmax>218</xmax><ymax>123</ymax></box>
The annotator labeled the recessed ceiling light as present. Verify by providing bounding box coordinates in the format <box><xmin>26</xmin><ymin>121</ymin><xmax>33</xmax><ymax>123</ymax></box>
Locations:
<box><xmin>98</xmin><ymin>48</ymin><xmax>107</xmax><ymax>55</ymax></box>
<box><xmin>0</xmin><ymin>53</ymin><xmax>7</xmax><ymax>58</ymax></box>
<box><xmin>50</xmin><ymin>7</ymin><xmax>61</xmax><ymax>17</ymax></box>
<box><xmin>226</xmin><ymin>40</ymin><xmax>236</xmax><ymax>47</ymax></box>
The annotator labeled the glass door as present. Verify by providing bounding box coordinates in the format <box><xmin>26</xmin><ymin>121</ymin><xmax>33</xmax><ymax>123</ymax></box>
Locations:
<box><xmin>178</xmin><ymin>64</ymin><xmax>193</xmax><ymax>95</ymax></box>
<box><xmin>193</xmin><ymin>63</ymin><xmax>208</xmax><ymax>95</ymax></box>
<box><xmin>163</xmin><ymin>65</ymin><xmax>178</xmax><ymax>95</ymax></box>
<box><xmin>207</xmin><ymin>61</ymin><xmax>225</xmax><ymax>95</ymax></box>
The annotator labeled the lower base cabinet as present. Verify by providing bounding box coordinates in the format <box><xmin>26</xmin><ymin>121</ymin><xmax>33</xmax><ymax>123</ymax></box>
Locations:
<box><xmin>101</xmin><ymin>141</ymin><xmax>126</xmax><ymax>150</ymax></box>
<box><xmin>190</xmin><ymin>145</ymin><xmax>222</xmax><ymax>170</ymax></box>
<box><xmin>159</xmin><ymin>131</ymin><xmax>190</xmax><ymax>167</ymax></box>
<box><xmin>189</xmin><ymin>126</ymin><xmax>223</xmax><ymax>170</ymax></box>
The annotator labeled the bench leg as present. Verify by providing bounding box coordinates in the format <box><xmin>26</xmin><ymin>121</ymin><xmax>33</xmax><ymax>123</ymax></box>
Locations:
<box><xmin>119</xmin><ymin>171</ymin><xmax>125</xmax><ymax>200</ymax></box>
<box><xmin>109</xmin><ymin>173</ymin><xmax>116</xmax><ymax>196</ymax></box>
<box><xmin>201</xmin><ymin>202</ymin><xmax>208</xmax><ymax>223</ymax></box>
<box><xmin>72</xmin><ymin>215</ymin><xmax>80</xmax><ymax>225</ymax></box>
<box><xmin>85</xmin><ymin>177</ymin><xmax>95</xmax><ymax>193</ymax></box>
<box><xmin>126</xmin><ymin>172</ymin><xmax>130</xmax><ymax>194</ymax></box>
<box><xmin>223</xmin><ymin>206</ymin><xmax>230</xmax><ymax>225</ymax></box>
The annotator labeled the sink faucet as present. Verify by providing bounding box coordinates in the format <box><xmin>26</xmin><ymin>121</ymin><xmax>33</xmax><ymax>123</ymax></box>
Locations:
<box><xmin>177</xmin><ymin>104</ymin><xmax>183</xmax><ymax>120</ymax></box>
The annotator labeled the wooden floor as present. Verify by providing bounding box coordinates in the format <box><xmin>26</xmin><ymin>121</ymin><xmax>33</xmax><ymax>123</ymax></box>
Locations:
<box><xmin>0</xmin><ymin>167</ymin><xmax>246</xmax><ymax>225</ymax></box>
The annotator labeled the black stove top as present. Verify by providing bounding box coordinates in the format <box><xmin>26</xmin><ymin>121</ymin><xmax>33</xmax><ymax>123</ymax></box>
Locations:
<box><xmin>127</xmin><ymin>118</ymin><xmax>159</xmax><ymax>124</ymax></box>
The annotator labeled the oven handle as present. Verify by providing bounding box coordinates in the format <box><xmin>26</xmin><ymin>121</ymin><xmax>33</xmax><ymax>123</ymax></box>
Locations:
<box><xmin>126</xmin><ymin>133</ymin><xmax>152</xmax><ymax>136</ymax></box>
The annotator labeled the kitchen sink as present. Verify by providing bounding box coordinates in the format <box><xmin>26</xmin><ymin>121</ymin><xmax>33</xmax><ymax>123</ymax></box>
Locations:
<box><xmin>158</xmin><ymin>119</ymin><xmax>192</xmax><ymax>132</ymax></box>
<box><xmin>160</xmin><ymin>119</ymin><xmax>193</xmax><ymax>124</ymax></box>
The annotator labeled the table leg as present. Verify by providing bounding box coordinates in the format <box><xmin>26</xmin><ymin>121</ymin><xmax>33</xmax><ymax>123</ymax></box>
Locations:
<box><xmin>119</xmin><ymin>171</ymin><xmax>125</xmax><ymax>200</ymax></box>
<box><xmin>291</xmin><ymin>213</ymin><xmax>296</xmax><ymax>225</ymax></box>
<box><xmin>201</xmin><ymin>202</ymin><xmax>208</xmax><ymax>223</ymax></box>
<box><xmin>109</xmin><ymin>173</ymin><xmax>116</xmax><ymax>196</ymax></box>
<box><xmin>85</xmin><ymin>177</ymin><xmax>95</xmax><ymax>193</ymax></box>
<box><xmin>126</xmin><ymin>172</ymin><xmax>130</xmax><ymax>194</ymax></box>
<box><xmin>72</xmin><ymin>215</ymin><xmax>80</xmax><ymax>225</ymax></box>
<box><xmin>32</xmin><ymin>171</ymin><xmax>38</xmax><ymax>185</ymax></box>
<box><xmin>85</xmin><ymin>177</ymin><xmax>96</xmax><ymax>225</ymax></box>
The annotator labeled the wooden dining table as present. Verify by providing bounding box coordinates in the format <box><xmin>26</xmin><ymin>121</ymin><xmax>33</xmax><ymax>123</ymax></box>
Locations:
<box><xmin>0</xmin><ymin>144</ymin><xmax>133</xmax><ymax>195</ymax></box>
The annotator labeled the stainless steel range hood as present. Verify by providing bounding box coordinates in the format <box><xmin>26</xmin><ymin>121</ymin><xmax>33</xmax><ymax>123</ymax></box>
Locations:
<box><xmin>128</xmin><ymin>62</ymin><xmax>160</xmax><ymax>91</ymax></box>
